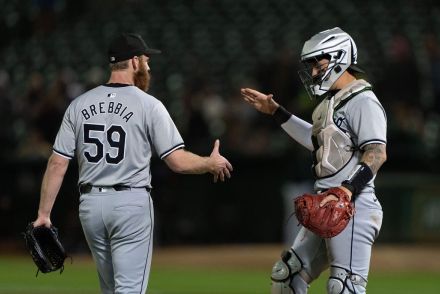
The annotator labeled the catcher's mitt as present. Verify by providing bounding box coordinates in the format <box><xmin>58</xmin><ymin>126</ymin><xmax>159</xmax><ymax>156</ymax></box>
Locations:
<box><xmin>294</xmin><ymin>187</ymin><xmax>355</xmax><ymax>238</ymax></box>
<box><xmin>23</xmin><ymin>223</ymin><xmax>67</xmax><ymax>275</ymax></box>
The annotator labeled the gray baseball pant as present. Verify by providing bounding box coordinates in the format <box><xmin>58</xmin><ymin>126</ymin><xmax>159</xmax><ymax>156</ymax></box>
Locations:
<box><xmin>79</xmin><ymin>188</ymin><xmax>154</xmax><ymax>294</ymax></box>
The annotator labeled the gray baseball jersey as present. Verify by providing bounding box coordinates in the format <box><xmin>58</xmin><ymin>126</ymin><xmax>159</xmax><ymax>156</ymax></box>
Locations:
<box><xmin>53</xmin><ymin>83</ymin><xmax>184</xmax><ymax>293</ymax></box>
<box><xmin>53</xmin><ymin>83</ymin><xmax>185</xmax><ymax>187</ymax></box>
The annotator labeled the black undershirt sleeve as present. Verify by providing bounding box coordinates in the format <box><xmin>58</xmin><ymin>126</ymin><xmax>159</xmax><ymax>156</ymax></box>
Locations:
<box><xmin>273</xmin><ymin>105</ymin><xmax>292</xmax><ymax>125</ymax></box>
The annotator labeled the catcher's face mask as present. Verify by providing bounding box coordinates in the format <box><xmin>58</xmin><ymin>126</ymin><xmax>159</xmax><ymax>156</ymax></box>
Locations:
<box><xmin>298</xmin><ymin>55</ymin><xmax>333</xmax><ymax>99</ymax></box>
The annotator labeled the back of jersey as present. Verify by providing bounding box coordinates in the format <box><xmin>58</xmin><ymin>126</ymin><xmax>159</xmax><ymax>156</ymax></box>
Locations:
<box><xmin>53</xmin><ymin>84</ymin><xmax>184</xmax><ymax>187</ymax></box>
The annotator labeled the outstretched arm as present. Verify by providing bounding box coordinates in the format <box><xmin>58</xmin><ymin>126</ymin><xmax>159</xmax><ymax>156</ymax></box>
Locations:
<box><xmin>164</xmin><ymin>139</ymin><xmax>233</xmax><ymax>183</ymax></box>
<box><xmin>240</xmin><ymin>88</ymin><xmax>313</xmax><ymax>150</ymax></box>
<box><xmin>33</xmin><ymin>153</ymin><xmax>70</xmax><ymax>228</ymax></box>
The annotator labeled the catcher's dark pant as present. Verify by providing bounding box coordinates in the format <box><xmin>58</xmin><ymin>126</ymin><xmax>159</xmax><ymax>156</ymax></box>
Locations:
<box><xmin>290</xmin><ymin>191</ymin><xmax>382</xmax><ymax>294</ymax></box>
<box><xmin>79</xmin><ymin>188</ymin><xmax>153</xmax><ymax>294</ymax></box>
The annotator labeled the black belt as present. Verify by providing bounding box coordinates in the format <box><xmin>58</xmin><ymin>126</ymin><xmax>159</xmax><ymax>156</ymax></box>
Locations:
<box><xmin>79</xmin><ymin>184</ymin><xmax>151</xmax><ymax>194</ymax></box>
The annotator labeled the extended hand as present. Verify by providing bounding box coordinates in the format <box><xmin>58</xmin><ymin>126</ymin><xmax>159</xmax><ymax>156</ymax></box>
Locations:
<box><xmin>240</xmin><ymin>88</ymin><xmax>279</xmax><ymax>115</ymax></box>
<box><xmin>209</xmin><ymin>139</ymin><xmax>233</xmax><ymax>183</ymax></box>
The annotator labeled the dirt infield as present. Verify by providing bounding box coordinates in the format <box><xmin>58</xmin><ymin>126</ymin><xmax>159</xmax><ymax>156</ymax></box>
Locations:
<box><xmin>3</xmin><ymin>240</ymin><xmax>439</xmax><ymax>272</ymax></box>
<box><xmin>152</xmin><ymin>244</ymin><xmax>440</xmax><ymax>272</ymax></box>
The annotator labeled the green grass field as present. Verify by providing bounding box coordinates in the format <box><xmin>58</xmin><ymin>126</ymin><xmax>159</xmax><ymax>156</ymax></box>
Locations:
<box><xmin>0</xmin><ymin>255</ymin><xmax>439</xmax><ymax>294</ymax></box>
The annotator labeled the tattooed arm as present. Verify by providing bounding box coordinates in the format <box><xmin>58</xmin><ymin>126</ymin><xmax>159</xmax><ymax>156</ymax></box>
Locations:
<box><xmin>360</xmin><ymin>143</ymin><xmax>387</xmax><ymax>174</ymax></box>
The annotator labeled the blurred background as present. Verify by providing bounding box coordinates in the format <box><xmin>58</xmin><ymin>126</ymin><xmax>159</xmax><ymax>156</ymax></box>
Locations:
<box><xmin>1</xmin><ymin>0</ymin><xmax>440</xmax><ymax>270</ymax></box>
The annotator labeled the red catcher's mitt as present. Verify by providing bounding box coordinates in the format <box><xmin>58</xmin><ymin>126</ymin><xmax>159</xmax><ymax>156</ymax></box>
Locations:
<box><xmin>294</xmin><ymin>187</ymin><xmax>355</xmax><ymax>238</ymax></box>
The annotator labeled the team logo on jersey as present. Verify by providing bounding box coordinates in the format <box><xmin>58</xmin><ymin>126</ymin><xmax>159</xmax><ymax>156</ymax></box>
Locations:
<box><xmin>108</xmin><ymin>93</ymin><xmax>116</xmax><ymax>98</ymax></box>
<box><xmin>335</xmin><ymin>117</ymin><xmax>345</xmax><ymax>127</ymax></box>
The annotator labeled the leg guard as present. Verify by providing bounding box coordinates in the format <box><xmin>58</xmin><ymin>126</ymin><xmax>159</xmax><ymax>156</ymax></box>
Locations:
<box><xmin>271</xmin><ymin>249</ymin><xmax>303</xmax><ymax>294</ymax></box>
<box><xmin>327</xmin><ymin>266</ymin><xmax>367</xmax><ymax>294</ymax></box>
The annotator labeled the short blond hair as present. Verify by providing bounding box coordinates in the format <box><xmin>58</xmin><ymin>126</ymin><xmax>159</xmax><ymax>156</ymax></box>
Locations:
<box><xmin>109</xmin><ymin>60</ymin><xmax>129</xmax><ymax>71</ymax></box>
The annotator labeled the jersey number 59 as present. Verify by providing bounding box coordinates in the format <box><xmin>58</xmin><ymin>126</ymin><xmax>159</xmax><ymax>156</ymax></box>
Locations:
<box><xmin>83</xmin><ymin>123</ymin><xmax>126</xmax><ymax>164</ymax></box>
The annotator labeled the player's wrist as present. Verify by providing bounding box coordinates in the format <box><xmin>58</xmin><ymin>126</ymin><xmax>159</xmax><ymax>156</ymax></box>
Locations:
<box><xmin>269</xmin><ymin>99</ymin><xmax>279</xmax><ymax>115</ymax></box>
<box><xmin>342</xmin><ymin>162</ymin><xmax>374</xmax><ymax>196</ymax></box>
<box><xmin>205</xmin><ymin>156</ymin><xmax>216</xmax><ymax>174</ymax></box>
<box><xmin>37</xmin><ymin>210</ymin><xmax>51</xmax><ymax>219</ymax></box>
<box><xmin>273</xmin><ymin>105</ymin><xmax>291</xmax><ymax>124</ymax></box>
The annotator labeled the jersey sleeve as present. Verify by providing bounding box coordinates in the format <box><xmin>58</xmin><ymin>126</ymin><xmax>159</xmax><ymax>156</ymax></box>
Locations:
<box><xmin>149</xmin><ymin>101</ymin><xmax>185</xmax><ymax>159</ymax></box>
<box><xmin>53</xmin><ymin>104</ymin><xmax>76</xmax><ymax>159</ymax></box>
<box><xmin>346</xmin><ymin>94</ymin><xmax>387</xmax><ymax>150</ymax></box>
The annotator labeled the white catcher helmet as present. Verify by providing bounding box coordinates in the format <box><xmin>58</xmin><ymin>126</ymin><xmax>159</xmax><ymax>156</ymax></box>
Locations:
<box><xmin>298</xmin><ymin>27</ymin><xmax>363</xmax><ymax>98</ymax></box>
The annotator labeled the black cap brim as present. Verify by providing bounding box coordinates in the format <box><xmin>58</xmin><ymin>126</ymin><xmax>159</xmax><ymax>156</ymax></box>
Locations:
<box><xmin>109</xmin><ymin>48</ymin><xmax>161</xmax><ymax>63</ymax></box>
<box><xmin>145</xmin><ymin>48</ymin><xmax>161</xmax><ymax>55</ymax></box>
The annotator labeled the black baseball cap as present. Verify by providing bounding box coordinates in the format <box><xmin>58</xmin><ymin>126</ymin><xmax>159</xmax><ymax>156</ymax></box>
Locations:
<box><xmin>108</xmin><ymin>33</ymin><xmax>161</xmax><ymax>63</ymax></box>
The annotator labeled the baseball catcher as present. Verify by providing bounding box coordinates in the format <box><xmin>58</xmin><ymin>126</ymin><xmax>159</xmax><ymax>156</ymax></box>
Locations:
<box><xmin>241</xmin><ymin>27</ymin><xmax>387</xmax><ymax>294</ymax></box>
<box><xmin>23</xmin><ymin>223</ymin><xmax>67</xmax><ymax>275</ymax></box>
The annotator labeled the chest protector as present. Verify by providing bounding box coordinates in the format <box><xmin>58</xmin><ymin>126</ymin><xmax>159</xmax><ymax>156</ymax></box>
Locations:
<box><xmin>311</xmin><ymin>79</ymin><xmax>372</xmax><ymax>178</ymax></box>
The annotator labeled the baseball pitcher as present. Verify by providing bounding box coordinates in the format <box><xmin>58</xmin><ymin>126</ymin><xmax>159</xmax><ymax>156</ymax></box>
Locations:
<box><xmin>241</xmin><ymin>27</ymin><xmax>387</xmax><ymax>294</ymax></box>
<box><xmin>32</xmin><ymin>33</ymin><xmax>233</xmax><ymax>294</ymax></box>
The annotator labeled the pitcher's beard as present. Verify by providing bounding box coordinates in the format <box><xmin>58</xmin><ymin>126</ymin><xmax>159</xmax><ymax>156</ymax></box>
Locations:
<box><xmin>134</xmin><ymin>62</ymin><xmax>151</xmax><ymax>92</ymax></box>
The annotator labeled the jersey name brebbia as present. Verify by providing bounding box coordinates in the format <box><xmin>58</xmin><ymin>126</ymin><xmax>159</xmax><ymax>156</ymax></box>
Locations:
<box><xmin>81</xmin><ymin>100</ymin><xmax>134</xmax><ymax>123</ymax></box>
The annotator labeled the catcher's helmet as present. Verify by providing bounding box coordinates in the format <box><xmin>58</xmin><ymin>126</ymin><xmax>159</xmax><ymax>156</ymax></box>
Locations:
<box><xmin>298</xmin><ymin>27</ymin><xmax>363</xmax><ymax>98</ymax></box>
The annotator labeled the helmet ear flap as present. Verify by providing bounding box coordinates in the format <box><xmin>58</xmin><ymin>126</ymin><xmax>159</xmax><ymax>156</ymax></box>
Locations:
<box><xmin>350</xmin><ymin>40</ymin><xmax>356</xmax><ymax>63</ymax></box>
